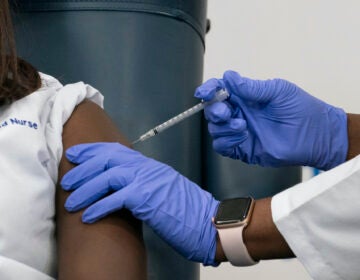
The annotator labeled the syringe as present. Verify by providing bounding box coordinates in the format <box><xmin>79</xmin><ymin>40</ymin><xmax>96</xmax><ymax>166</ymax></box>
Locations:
<box><xmin>132</xmin><ymin>89</ymin><xmax>229</xmax><ymax>145</ymax></box>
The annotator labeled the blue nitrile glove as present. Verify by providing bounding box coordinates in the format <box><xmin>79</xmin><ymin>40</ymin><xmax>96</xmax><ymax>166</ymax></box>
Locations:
<box><xmin>61</xmin><ymin>143</ymin><xmax>220</xmax><ymax>266</ymax></box>
<box><xmin>195</xmin><ymin>70</ymin><xmax>348</xmax><ymax>170</ymax></box>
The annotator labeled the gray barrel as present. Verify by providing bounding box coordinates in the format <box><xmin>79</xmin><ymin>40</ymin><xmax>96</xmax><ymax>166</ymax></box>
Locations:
<box><xmin>13</xmin><ymin>1</ymin><xmax>207</xmax><ymax>279</ymax></box>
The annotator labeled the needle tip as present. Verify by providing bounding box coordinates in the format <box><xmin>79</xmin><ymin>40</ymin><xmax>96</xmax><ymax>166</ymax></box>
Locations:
<box><xmin>132</xmin><ymin>139</ymin><xmax>141</xmax><ymax>145</ymax></box>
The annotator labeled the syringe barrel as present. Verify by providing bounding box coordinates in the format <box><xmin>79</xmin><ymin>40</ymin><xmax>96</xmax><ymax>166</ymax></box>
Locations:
<box><xmin>133</xmin><ymin>89</ymin><xmax>229</xmax><ymax>144</ymax></box>
<box><xmin>154</xmin><ymin>102</ymin><xmax>205</xmax><ymax>133</ymax></box>
<box><xmin>154</xmin><ymin>89</ymin><xmax>229</xmax><ymax>134</ymax></box>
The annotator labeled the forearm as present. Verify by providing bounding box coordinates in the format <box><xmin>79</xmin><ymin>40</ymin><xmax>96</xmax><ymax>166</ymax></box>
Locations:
<box><xmin>346</xmin><ymin>113</ymin><xmax>360</xmax><ymax>160</ymax></box>
<box><xmin>237</xmin><ymin>113</ymin><xmax>359</xmax><ymax>261</ymax></box>
<box><xmin>215</xmin><ymin>198</ymin><xmax>294</xmax><ymax>262</ymax></box>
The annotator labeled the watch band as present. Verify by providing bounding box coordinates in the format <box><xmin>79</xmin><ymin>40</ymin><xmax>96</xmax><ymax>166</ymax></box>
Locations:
<box><xmin>217</xmin><ymin>225</ymin><xmax>258</xmax><ymax>266</ymax></box>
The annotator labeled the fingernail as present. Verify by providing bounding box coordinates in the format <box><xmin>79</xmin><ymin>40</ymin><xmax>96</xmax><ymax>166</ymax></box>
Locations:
<box><xmin>60</xmin><ymin>177</ymin><xmax>71</xmax><ymax>191</ymax></box>
<box><xmin>82</xmin><ymin>211</ymin><xmax>95</xmax><ymax>224</ymax></box>
<box><xmin>65</xmin><ymin>148</ymin><xmax>77</xmax><ymax>161</ymax></box>
<box><xmin>64</xmin><ymin>198</ymin><xmax>76</xmax><ymax>212</ymax></box>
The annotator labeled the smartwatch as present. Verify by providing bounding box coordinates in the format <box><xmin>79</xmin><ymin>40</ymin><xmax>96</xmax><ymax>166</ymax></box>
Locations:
<box><xmin>213</xmin><ymin>197</ymin><xmax>258</xmax><ymax>266</ymax></box>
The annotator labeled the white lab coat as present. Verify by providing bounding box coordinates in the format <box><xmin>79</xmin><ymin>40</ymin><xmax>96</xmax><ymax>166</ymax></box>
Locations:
<box><xmin>0</xmin><ymin>73</ymin><xmax>103</xmax><ymax>279</ymax></box>
<box><xmin>272</xmin><ymin>155</ymin><xmax>360</xmax><ymax>280</ymax></box>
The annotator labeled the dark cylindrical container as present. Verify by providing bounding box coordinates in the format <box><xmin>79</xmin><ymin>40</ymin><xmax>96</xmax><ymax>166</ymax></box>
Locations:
<box><xmin>13</xmin><ymin>1</ymin><xmax>208</xmax><ymax>279</ymax></box>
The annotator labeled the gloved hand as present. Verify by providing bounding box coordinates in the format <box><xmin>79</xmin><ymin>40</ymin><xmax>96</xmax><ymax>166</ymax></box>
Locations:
<box><xmin>61</xmin><ymin>143</ymin><xmax>220</xmax><ymax>266</ymax></box>
<box><xmin>195</xmin><ymin>70</ymin><xmax>348</xmax><ymax>170</ymax></box>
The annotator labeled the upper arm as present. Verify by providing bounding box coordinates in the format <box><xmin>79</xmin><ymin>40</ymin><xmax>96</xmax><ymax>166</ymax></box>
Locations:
<box><xmin>56</xmin><ymin>100</ymin><xmax>146</xmax><ymax>280</ymax></box>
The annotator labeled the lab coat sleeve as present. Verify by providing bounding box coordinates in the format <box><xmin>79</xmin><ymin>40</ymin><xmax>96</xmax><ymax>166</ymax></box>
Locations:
<box><xmin>271</xmin><ymin>155</ymin><xmax>360</xmax><ymax>280</ymax></box>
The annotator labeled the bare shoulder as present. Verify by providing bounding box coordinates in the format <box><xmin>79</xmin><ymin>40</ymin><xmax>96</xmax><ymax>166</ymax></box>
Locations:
<box><xmin>61</xmin><ymin>99</ymin><xmax>129</xmax><ymax>148</ymax></box>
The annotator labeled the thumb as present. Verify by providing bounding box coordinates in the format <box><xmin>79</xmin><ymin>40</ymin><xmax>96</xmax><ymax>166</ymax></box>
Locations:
<box><xmin>223</xmin><ymin>70</ymin><xmax>277</xmax><ymax>104</ymax></box>
<box><xmin>194</xmin><ymin>78</ymin><xmax>225</xmax><ymax>101</ymax></box>
<box><xmin>65</xmin><ymin>142</ymin><xmax>115</xmax><ymax>164</ymax></box>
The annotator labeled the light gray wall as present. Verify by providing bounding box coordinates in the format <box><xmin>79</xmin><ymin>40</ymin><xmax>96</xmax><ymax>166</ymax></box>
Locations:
<box><xmin>204</xmin><ymin>0</ymin><xmax>360</xmax><ymax>112</ymax></box>
<box><xmin>201</xmin><ymin>0</ymin><xmax>359</xmax><ymax>279</ymax></box>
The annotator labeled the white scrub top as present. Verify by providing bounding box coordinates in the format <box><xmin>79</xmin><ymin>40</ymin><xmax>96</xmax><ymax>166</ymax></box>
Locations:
<box><xmin>0</xmin><ymin>73</ymin><xmax>103</xmax><ymax>279</ymax></box>
<box><xmin>272</xmin><ymin>155</ymin><xmax>360</xmax><ymax>280</ymax></box>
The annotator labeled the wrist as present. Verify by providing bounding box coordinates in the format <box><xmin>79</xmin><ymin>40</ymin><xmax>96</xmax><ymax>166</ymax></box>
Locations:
<box><xmin>215</xmin><ymin>198</ymin><xmax>296</xmax><ymax>263</ymax></box>
<box><xmin>213</xmin><ymin>197</ymin><xmax>257</xmax><ymax>266</ymax></box>
<box><xmin>346</xmin><ymin>113</ymin><xmax>360</xmax><ymax>160</ymax></box>
<box><xmin>215</xmin><ymin>233</ymin><xmax>227</xmax><ymax>262</ymax></box>
<box><xmin>315</xmin><ymin>107</ymin><xmax>348</xmax><ymax>170</ymax></box>
<box><xmin>243</xmin><ymin>198</ymin><xmax>294</xmax><ymax>260</ymax></box>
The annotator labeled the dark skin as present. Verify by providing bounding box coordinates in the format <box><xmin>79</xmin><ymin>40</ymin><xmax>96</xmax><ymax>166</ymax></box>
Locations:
<box><xmin>216</xmin><ymin>113</ymin><xmax>360</xmax><ymax>262</ymax></box>
<box><xmin>346</xmin><ymin>114</ymin><xmax>360</xmax><ymax>160</ymax></box>
<box><xmin>56</xmin><ymin>100</ymin><xmax>147</xmax><ymax>279</ymax></box>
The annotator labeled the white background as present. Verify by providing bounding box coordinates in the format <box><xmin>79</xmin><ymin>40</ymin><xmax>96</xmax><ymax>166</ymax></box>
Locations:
<box><xmin>201</xmin><ymin>0</ymin><xmax>360</xmax><ymax>279</ymax></box>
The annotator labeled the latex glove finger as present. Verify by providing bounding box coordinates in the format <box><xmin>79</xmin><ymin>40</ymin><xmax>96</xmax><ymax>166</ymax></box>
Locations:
<box><xmin>212</xmin><ymin>133</ymin><xmax>249</xmax><ymax>156</ymax></box>
<box><xmin>66</xmin><ymin>142</ymin><xmax>139</xmax><ymax>165</ymax></box>
<box><xmin>61</xmin><ymin>155</ymin><xmax>110</xmax><ymax>191</ymax></box>
<box><xmin>204</xmin><ymin>102</ymin><xmax>232</xmax><ymax>123</ymax></box>
<box><xmin>224</xmin><ymin>70</ymin><xmax>276</xmax><ymax>104</ymax></box>
<box><xmin>65</xmin><ymin>166</ymin><xmax>135</xmax><ymax>212</ymax></box>
<box><xmin>82</xmin><ymin>189</ymin><xmax>128</xmax><ymax>223</ymax></box>
<box><xmin>208</xmin><ymin>118</ymin><xmax>247</xmax><ymax>138</ymax></box>
<box><xmin>62</xmin><ymin>143</ymin><xmax>143</xmax><ymax>190</ymax></box>
<box><xmin>194</xmin><ymin>78</ymin><xmax>225</xmax><ymax>101</ymax></box>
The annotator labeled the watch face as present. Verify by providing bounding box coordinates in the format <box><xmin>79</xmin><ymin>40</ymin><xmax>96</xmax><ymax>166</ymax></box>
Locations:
<box><xmin>214</xmin><ymin>197</ymin><xmax>253</xmax><ymax>226</ymax></box>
